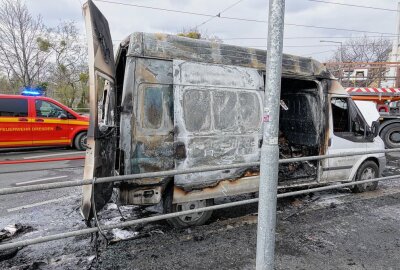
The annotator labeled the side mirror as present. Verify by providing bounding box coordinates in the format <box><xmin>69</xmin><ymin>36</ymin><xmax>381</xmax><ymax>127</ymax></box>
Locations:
<box><xmin>59</xmin><ymin>113</ymin><xmax>67</xmax><ymax>120</ymax></box>
<box><xmin>371</xmin><ymin>121</ymin><xmax>380</xmax><ymax>137</ymax></box>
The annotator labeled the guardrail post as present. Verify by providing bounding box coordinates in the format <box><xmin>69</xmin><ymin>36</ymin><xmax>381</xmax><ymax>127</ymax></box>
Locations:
<box><xmin>256</xmin><ymin>0</ymin><xmax>285</xmax><ymax>269</ymax></box>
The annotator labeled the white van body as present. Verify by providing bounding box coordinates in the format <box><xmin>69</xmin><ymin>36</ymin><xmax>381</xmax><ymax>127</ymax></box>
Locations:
<box><xmin>81</xmin><ymin>0</ymin><xmax>386</xmax><ymax>227</ymax></box>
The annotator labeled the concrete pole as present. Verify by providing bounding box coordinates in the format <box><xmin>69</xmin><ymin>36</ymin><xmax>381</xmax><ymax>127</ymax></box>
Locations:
<box><xmin>395</xmin><ymin>2</ymin><xmax>400</xmax><ymax>87</ymax></box>
<box><xmin>393</xmin><ymin>2</ymin><xmax>400</xmax><ymax>63</ymax></box>
<box><xmin>339</xmin><ymin>42</ymin><xmax>343</xmax><ymax>83</ymax></box>
<box><xmin>387</xmin><ymin>2</ymin><xmax>400</xmax><ymax>87</ymax></box>
<box><xmin>255</xmin><ymin>0</ymin><xmax>285</xmax><ymax>270</ymax></box>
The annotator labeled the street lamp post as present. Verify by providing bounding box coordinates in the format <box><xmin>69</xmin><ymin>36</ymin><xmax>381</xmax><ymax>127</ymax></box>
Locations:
<box><xmin>256</xmin><ymin>0</ymin><xmax>285</xmax><ymax>269</ymax></box>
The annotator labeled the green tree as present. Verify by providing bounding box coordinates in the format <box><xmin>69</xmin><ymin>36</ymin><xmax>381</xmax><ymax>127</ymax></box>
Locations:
<box><xmin>47</xmin><ymin>21</ymin><xmax>88</xmax><ymax>107</ymax></box>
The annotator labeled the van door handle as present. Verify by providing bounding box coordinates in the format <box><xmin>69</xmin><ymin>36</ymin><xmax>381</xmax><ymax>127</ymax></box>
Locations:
<box><xmin>35</xmin><ymin>119</ymin><xmax>44</xmax><ymax>122</ymax></box>
<box><xmin>18</xmin><ymin>118</ymin><xmax>28</xmax><ymax>122</ymax></box>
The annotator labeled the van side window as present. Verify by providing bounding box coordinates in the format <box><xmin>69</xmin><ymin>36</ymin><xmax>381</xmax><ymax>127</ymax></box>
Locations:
<box><xmin>141</xmin><ymin>85</ymin><xmax>173</xmax><ymax>130</ymax></box>
<box><xmin>331</xmin><ymin>98</ymin><xmax>350</xmax><ymax>132</ymax></box>
<box><xmin>213</xmin><ymin>91</ymin><xmax>237</xmax><ymax>131</ymax></box>
<box><xmin>238</xmin><ymin>92</ymin><xmax>260</xmax><ymax>131</ymax></box>
<box><xmin>67</xmin><ymin>112</ymin><xmax>76</xmax><ymax>119</ymax></box>
<box><xmin>144</xmin><ymin>87</ymin><xmax>163</xmax><ymax>129</ymax></box>
<box><xmin>35</xmin><ymin>100</ymin><xmax>66</xmax><ymax>118</ymax></box>
<box><xmin>183</xmin><ymin>89</ymin><xmax>261</xmax><ymax>133</ymax></box>
<box><xmin>0</xmin><ymin>98</ymin><xmax>28</xmax><ymax>117</ymax></box>
<box><xmin>183</xmin><ymin>90</ymin><xmax>211</xmax><ymax>132</ymax></box>
<box><xmin>331</xmin><ymin>97</ymin><xmax>366</xmax><ymax>139</ymax></box>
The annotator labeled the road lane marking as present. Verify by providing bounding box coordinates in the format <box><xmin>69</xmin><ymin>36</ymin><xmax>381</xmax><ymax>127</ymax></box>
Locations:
<box><xmin>23</xmin><ymin>151</ymin><xmax>83</xmax><ymax>159</ymax></box>
<box><xmin>7</xmin><ymin>196</ymin><xmax>75</xmax><ymax>212</ymax></box>
<box><xmin>0</xmin><ymin>165</ymin><xmax>84</xmax><ymax>174</ymax></box>
<box><xmin>0</xmin><ymin>156</ymin><xmax>84</xmax><ymax>165</ymax></box>
<box><xmin>15</xmin><ymin>175</ymin><xmax>68</xmax><ymax>186</ymax></box>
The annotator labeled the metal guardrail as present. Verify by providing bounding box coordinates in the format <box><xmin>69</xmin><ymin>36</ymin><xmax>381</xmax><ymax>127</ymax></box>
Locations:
<box><xmin>0</xmin><ymin>148</ymin><xmax>398</xmax><ymax>196</ymax></box>
<box><xmin>0</xmin><ymin>174</ymin><xmax>399</xmax><ymax>252</ymax></box>
<box><xmin>0</xmin><ymin>148</ymin><xmax>399</xmax><ymax>252</ymax></box>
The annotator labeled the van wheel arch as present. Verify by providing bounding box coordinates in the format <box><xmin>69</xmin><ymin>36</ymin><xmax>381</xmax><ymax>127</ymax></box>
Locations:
<box><xmin>351</xmin><ymin>159</ymin><xmax>379</xmax><ymax>193</ymax></box>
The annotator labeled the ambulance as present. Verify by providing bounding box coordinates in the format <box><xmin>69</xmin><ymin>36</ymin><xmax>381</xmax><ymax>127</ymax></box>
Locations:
<box><xmin>0</xmin><ymin>92</ymin><xmax>89</xmax><ymax>150</ymax></box>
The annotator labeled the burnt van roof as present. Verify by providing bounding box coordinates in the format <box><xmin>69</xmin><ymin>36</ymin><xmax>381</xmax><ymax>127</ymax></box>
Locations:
<box><xmin>125</xmin><ymin>32</ymin><xmax>334</xmax><ymax>80</ymax></box>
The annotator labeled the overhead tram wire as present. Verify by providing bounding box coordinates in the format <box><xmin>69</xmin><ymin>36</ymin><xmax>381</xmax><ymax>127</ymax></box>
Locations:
<box><xmin>94</xmin><ymin>0</ymin><xmax>397</xmax><ymax>36</ymax></box>
<box><xmin>196</xmin><ymin>0</ymin><xmax>245</xmax><ymax>28</ymax></box>
<box><xmin>223</xmin><ymin>35</ymin><xmax>398</xmax><ymax>40</ymax></box>
<box><xmin>248</xmin><ymin>44</ymin><xmax>396</xmax><ymax>48</ymax></box>
<box><xmin>306</xmin><ymin>0</ymin><xmax>399</xmax><ymax>12</ymax></box>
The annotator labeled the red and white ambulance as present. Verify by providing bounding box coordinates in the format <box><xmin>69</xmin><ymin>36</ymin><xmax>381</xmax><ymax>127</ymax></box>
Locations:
<box><xmin>0</xmin><ymin>93</ymin><xmax>89</xmax><ymax>150</ymax></box>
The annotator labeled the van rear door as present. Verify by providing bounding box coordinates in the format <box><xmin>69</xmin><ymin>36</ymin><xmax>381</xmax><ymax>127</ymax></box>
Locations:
<box><xmin>173</xmin><ymin>60</ymin><xmax>264</xmax><ymax>189</ymax></box>
<box><xmin>81</xmin><ymin>0</ymin><xmax>117</xmax><ymax>221</ymax></box>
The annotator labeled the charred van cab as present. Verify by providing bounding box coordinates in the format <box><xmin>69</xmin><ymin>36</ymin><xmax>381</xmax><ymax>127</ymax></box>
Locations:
<box><xmin>81</xmin><ymin>1</ymin><xmax>385</xmax><ymax>227</ymax></box>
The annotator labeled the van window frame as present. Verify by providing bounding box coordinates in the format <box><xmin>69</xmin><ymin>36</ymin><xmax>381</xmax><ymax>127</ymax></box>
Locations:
<box><xmin>35</xmin><ymin>99</ymin><xmax>67</xmax><ymax>119</ymax></box>
<box><xmin>331</xmin><ymin>96</ymin><xmax>373</xmax><ymax>142</ymax></box>
<box><xmin>0</xmin><ymin>98</ymin><xmax>28</xmax><ymax>117</ymax></box>
<box><xmin>137</xmin><ymin>83</ymin><xmax>173</xmax><ymax>134</ymax></box>
<box><xmin>181</xmin><ymin>87</ymin><xmax>262</xmax><ymax>135</ymax></box>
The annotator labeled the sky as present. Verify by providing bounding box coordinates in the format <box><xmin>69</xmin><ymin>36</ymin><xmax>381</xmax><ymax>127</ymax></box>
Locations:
<box><xmin>25</xmin><ymin>0</ymin><xmax>399</xmax><ymax>62</ymax></box>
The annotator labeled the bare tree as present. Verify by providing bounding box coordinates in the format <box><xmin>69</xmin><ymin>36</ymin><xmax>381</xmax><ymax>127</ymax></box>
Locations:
<box><xmin>0</xmin><ymin>75</ymin><xmax>14</xmax><ymax>94</ymax></box>
<box><xmin>328</xmin><ymin>36</ymin><xmax>392</xmax><ymax>87</ymax></box>
<box><xmin>0</xmin><ymin>0</ymin><xmax>51</xmax><ymax>87</ymax></box>
<box><xmin>48</xmin><ymin>21</ymin><xmax>88</xmax><ymax>107</ymax></box>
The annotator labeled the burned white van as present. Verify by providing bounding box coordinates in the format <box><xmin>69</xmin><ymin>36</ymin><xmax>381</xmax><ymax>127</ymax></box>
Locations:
<box><xmin>81</xmin><ymin>1</ymin><xmax>385</xmax><ymax>227</ymax></box>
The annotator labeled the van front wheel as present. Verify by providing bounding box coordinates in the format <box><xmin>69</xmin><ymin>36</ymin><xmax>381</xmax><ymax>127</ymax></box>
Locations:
<box><xmin>74</xmin><ymin>132</ymin><xmax>88</xmax><ymax>151</ymax></box>
<box><xmin>351</xmin><ymin>161</ymin><xmax>379</xmax><ymax>193</ymax></box>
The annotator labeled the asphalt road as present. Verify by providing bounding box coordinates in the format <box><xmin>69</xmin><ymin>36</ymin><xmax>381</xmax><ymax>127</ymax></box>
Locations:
<box><xmin>0</xmin><ymin>148</ymin><xmax>84</xmax><ymax>218</ymax></box>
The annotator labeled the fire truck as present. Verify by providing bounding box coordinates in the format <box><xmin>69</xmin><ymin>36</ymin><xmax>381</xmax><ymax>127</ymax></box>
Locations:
<box><xmin>347</xmin><ymin>87</ymin><xmax>400</xmax><ymax>148</ymax></box>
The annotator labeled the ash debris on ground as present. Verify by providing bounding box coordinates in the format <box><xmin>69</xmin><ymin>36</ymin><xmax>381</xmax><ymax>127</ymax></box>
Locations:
<box><xmin>0</xmin><ymin>223</ymin><xmax>33</xmax><ymax>242</ymax></box>
<box><xmin>0</xmin><ymin>224</ymin><xmax>33</xmax><ymax>261</ymax></box>
<box><xmin>383</xmin><ymin>153</ymin><xmax>400</xmax><ymax>177</ymax></box>
<box><xmin>1</xmin><ymin>154</ymin><xmax>400</xmax><ymax>269</ymax></box>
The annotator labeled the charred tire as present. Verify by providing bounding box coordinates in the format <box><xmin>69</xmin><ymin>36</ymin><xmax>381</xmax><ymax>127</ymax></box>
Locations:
<box><xmin>74</xmin><ymin>132</ymin><xmax>88</xmax><ymax>151</ymax></box>
<box><xmin>351</xmin><ymin>160</ymin><xmax>379</xmax><ymax>193</ymax></box>
<box><xmin>380</xmin><ymin>124</ymin><xmax>400</xmax><ymax>148</ymax></box>
<box><xmin>164</xmin><ymin>185</ymin><xmax>213</xmax><ymax>228</ymax></box>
